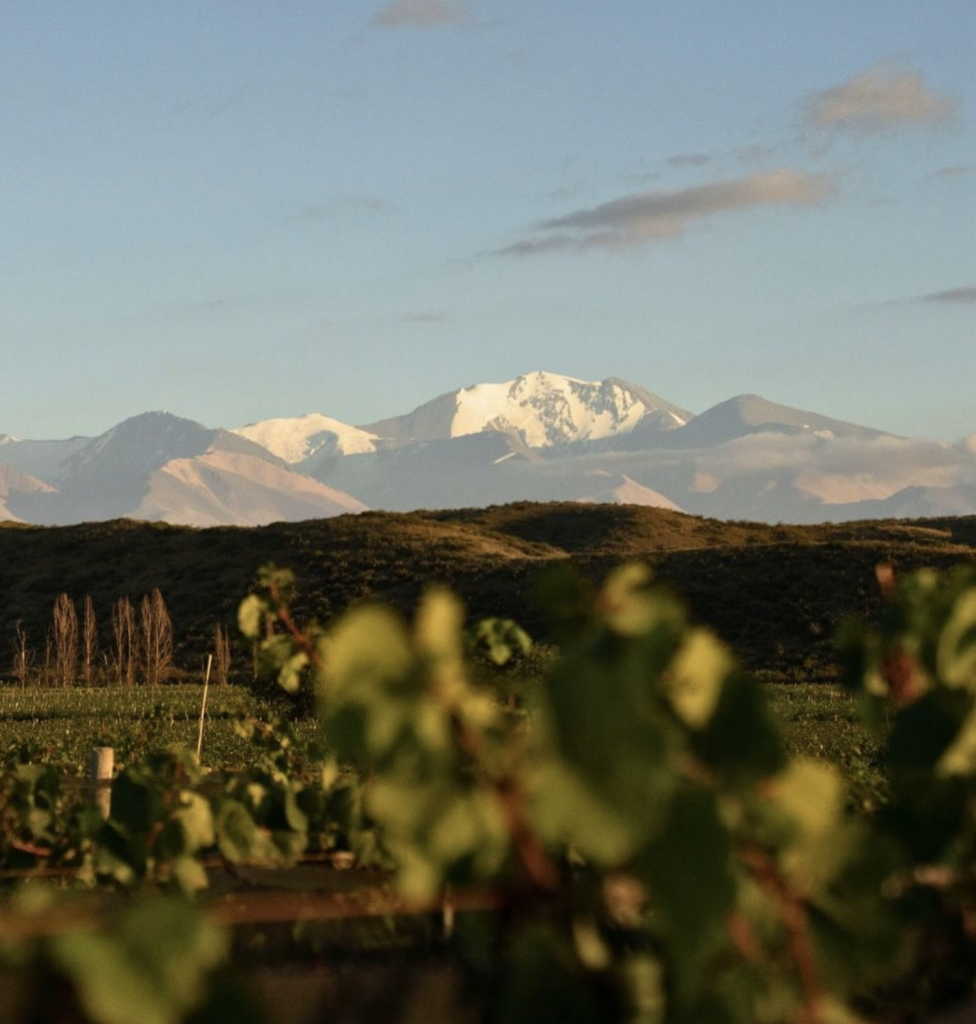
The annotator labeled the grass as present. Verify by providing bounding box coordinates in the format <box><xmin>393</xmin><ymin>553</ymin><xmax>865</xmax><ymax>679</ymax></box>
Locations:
<box><xmin>765</xmin><ymin>681</ymin><xmax>887</xmax><ymax>809</ymax></box>
<box><xmin>0</xmin><ymin>684</ymin><xmax>319</xmax><ymax>773</ymax></box>
<box><xmin>0</xmin><ymin>675</ymin><xmax>890</xmax><ymax>809</ymax></box>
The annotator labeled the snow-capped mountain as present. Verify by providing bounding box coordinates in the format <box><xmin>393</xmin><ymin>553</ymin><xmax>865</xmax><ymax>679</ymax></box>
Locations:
<box><xmin>359</xmin><ymin>371</ymin><xmax>693</xmax><ymax>448</ymax></box>
<box><xmin>0</xmin><ymin>412</ymin><xmax>365</xmax><ymax>526</ymax></box>
<box><xmin>232</xmin><ymin>414</ymin><xmax>382</xmax><ymax>464</ymax></box>
<box><xmin>4</xmin><ymin>371</ymin><xmax>976</xmax><ymax>526</ymax></box>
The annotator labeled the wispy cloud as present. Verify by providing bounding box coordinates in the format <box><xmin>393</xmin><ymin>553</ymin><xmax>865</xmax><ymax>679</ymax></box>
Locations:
<box><xmin>666</xmin><ymin>152</ymin><xmax>712</xmax><ymax>169</ymax></box>
<box><xmin>371</xmin><ymin>0</ymin><xmax>470</xmax><ymax>29</ymax></box>
<box><xmin>286</xmin><ymin>196</ymin><xmax>388</xmax><ymax>226</ymax></box>
<box><xmin>170</xmin><ymin>79</ymin><xmax>259</xmax><ymax>119</ymax></box>
<box><xmin>494</xmin><ymin>170</ymin><xmax>832</xmax><ymax>255</ymax></box>
<box><xmin>921</xmin><ymin>284</ymin><xmax>976</xmax><ymax>305</ymax></box>
<box><xmin>805</xmin><ymin>66</ymin><xmax>958</xmax><ymax>134</ymax></box>
<box><xmin>925</xmin><ymin>164</ymin><xmax>974</xmax><ymax>181</ymax></box>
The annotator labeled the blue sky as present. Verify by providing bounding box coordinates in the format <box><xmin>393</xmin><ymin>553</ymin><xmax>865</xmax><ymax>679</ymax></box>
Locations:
<box><xmin>1</xmin><ymin>1</ymin><xmax>974</xmax><ymax>440</ymax></box>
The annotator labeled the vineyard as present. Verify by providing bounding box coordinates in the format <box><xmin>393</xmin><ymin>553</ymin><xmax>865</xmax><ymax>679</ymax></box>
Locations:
<box><xmin>0</xmin><ymin>686</ymin><xmax>302</xmax><ymax>772</ymax></box>
<box><xmin>0</xmin><ymin>558</ymin><xmax>975</xmax><ymax>1022</ymax></box>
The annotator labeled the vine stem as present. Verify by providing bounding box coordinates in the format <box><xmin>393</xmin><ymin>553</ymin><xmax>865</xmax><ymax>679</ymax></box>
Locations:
<box><xmin>430</xmin><ymin>648</ymin><xmax>561</xmax><ymax>894</ymax></box>
<box><xmin>741</xmin><ymin>846</ymin><xmax>823</xmax><ymax>1024</ymax></box>
<box><xmin>726</xmin><ymin>911</ymin><xmax>763</xmax><ymax>963</ymax></box>
<box><xmin>445</xmin><ymin>706</ymin><xmax>561</xmax><ymax>893</ymax></box>
<box><xmin>268</xmin><ymin>578</ymin><xmax>324</xmax><ymax>672</ymax></box>
<box><xmin>9</xmin><ymin>839</ymin><xmax>54</xmax><ymax>858</ymax></box>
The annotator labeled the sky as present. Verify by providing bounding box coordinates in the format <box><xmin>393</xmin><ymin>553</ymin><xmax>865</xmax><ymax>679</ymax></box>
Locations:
<box><xmin>1</xmin><ymin>1</ymin><xmax>974</xmax><ymax>442</ymax></box>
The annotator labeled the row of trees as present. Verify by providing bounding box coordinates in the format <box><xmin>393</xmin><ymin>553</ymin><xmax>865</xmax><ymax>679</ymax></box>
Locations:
<box><xmin>5</xmin><ymin>590</ymin><xmax>231</xmax><ymax>688</ymax></box>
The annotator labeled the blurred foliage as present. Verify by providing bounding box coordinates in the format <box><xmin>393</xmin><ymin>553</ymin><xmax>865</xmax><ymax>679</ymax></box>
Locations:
<box><xmin>3</xmin><ymin>560</ymin><xmax>976</xmax><ymax>1022</ymax></box>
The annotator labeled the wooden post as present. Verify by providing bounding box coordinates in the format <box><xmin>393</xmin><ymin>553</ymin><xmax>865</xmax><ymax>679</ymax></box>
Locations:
<box><xmin>196</xmin><ymin>654</ymin><xmax>212</xmax><ymax>762</ymax></box>
<box><xmin>90</xmin><ymin>747</ymin><xmax>113</xmax><ymax>819</ymax></box>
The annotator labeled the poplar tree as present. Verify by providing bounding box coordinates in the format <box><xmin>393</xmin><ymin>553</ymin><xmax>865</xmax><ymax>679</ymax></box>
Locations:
<box><xmin>82</xmin><ymin>595</ymin><xmax>98</xmax><ymax>686</ymax></box>
<box><xmin>112</xmin><ymin>597</ymin><xmax>138</xmax><ymax>686</ymax></box>
<box><xmin>52</xmin><ymin>593</ymin><xmax>78</xmax><ymax>688</ymax></box>
<box><xmin>141</xmin><ymin>589</ymin><xmax>173</xmax><ymax>690</ymax></box>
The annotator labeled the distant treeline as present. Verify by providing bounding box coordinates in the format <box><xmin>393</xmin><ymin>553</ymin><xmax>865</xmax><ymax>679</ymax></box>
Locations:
<box><xmin>7</xmin><ymin>588</ymin><xmax>233</xmax><ymax>688</ymax></box>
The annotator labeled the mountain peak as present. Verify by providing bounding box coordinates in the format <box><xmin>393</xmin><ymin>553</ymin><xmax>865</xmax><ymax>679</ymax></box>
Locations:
<box><xmin>361</xmin><ymin>371</ymin><xmax>694</xmax><ymax>448</ymax></box>
<box><xmin>232</xmin><ymin>413</ymin><xmax>380</xmax><ymax>464</ymax></box>
<box><xmin>4</xmin><ymin>372</ymin><xmax>957</xmax><ymax>527</ymax></box>
<box><xmin>670</xmin><ymin>393</ymin><xmax>892</xmax><ymax>448</ymax></box>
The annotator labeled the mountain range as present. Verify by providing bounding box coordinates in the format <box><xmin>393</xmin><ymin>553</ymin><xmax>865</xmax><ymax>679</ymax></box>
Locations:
<box><xmin>2</xmin><ymin>370</ymin><xmax>974</xmax><ymax>526</ymax></box>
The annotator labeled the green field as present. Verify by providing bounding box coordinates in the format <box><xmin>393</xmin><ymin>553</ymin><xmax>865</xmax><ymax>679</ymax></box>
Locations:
<box><xmin>0</xmin><ymin>679</ymin><xmax>885</xmax><ymax>798</ymax></box>
<box><xmin>0</xmin><ymin>684</ymin><xmax>318</xmax><ymax>773</ymax></box>
<box><xmin>764</xmin><ymin>681</ymin><xmax>886</xmax><ymax>807</ymax></box>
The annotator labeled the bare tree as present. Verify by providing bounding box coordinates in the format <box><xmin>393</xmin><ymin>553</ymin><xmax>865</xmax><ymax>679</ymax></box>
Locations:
<box><xmin>11</xmin><ymin>621</ymin><xmax>34</xmax><ymax>688</ymax></box>
<box><xmin>213</xmin><ymin>624</ymin><xmax>232</xmax><ymax>686</ymax></box>
<box><xmin>52</xmin><ymin>593</ymin><xmax>79</xmax><ymax>688</ymax></box>
<box><xmin>112</xmin><ymin>597</ymin><xmax>138</xmax><ymax>686</ymax></box>
<box><xmin>82</xmin><ymin>596</ymin><xmax>99</xmax><ymax>687</ymax></box>
<box><xmin>140</xmin><ymin>589</ymin><xmax>173</xmax><ymax>690</ymax></box>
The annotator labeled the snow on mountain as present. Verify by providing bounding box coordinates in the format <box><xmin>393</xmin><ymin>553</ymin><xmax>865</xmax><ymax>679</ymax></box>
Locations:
<box><xmin>232</xmin><ymin>414</ymin><xmax>382</xmax><ymax>463</ymax></box>
<box><xmin>0</xmin><ymin>412</ymin><xmax>366</xmax><ymax>526</ymax></box>
<box><xmin>361</xmin><ymin>371</ymin><xmax>694</xmax><ymax>449</ymax></box>
<box><xmin>4</xmin><ymin>375</ymin><xmax>975</xmax><ymax>526</ymax></box>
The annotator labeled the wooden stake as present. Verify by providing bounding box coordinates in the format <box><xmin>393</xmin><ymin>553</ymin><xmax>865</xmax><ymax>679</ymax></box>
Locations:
<box><xmin>196</xmin><ymin>654</ymin><xmax>212</xmax><ymax>763</ymax></box>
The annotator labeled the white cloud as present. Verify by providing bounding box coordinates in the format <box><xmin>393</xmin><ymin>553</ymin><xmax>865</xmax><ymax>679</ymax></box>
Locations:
<box><xmin>371</xmin><ymin>0</ymin><xmax>470</xmax><ymax>28</ymax></box>
<box><xmin>806</xmin><ymin>67</ymin><xmax>957</xmax><ymax>134</ymax></box>
<box><xmin>497</xmin><ymin>170</ymin><xmax>832</xmax><ymax>254</ymax></box>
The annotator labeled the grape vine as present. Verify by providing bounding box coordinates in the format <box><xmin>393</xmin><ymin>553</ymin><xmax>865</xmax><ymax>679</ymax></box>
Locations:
<box><xmin>1</xmin><ymin>561</ymin><xmax>975</xmax><ymax>1023</ymax></box>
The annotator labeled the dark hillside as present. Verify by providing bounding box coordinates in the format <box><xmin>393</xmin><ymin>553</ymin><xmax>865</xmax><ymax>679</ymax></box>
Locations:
<box><xmin>429</xmin><ymin>503</ymin><xmax>772</xmax><ymax>555</ymax></box>
<box><xmin>1</xmin><ymin>504</ymin><xmax>975</xmax><ymax>682</ymax></box>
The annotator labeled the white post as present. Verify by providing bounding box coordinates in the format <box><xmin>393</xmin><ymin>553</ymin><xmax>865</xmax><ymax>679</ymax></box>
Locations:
<box><xmin>196</xmin><ymin>654</ymin><xmax>212</xmax><ymax>763</ymax></box>
<box><xmin>90</xmin><ymin>747</ymin><xmax>114</xmax><ymax>819</ymax></box>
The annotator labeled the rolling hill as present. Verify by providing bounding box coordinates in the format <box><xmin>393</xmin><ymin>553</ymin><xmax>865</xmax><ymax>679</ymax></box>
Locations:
<box><xmin>2</xmin><ymin>503</ymin><xmax>975</xmax><ymax>687</ymax></box>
